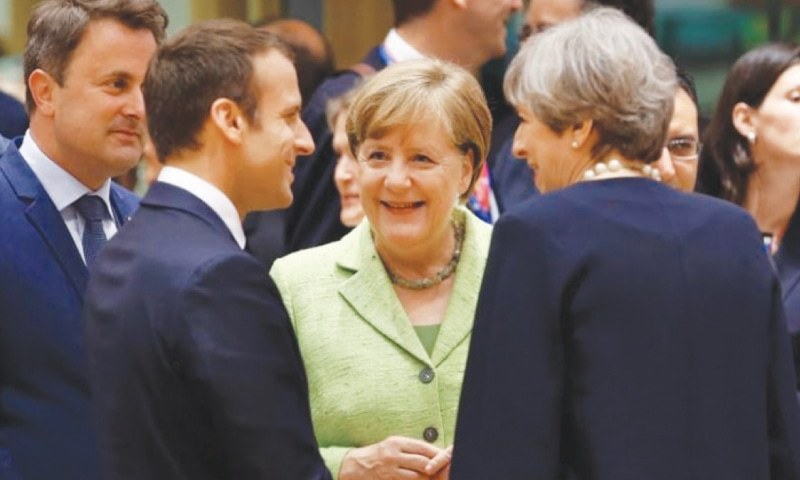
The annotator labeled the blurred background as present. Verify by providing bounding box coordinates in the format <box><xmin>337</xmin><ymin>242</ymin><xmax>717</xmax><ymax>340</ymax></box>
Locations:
<box><xmin>0</xmin><ymin>0</ymin><xmax>795</xmax><ymax>115</ymax></box>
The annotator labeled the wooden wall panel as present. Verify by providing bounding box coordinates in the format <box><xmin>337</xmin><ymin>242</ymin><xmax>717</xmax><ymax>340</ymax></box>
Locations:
<box><xmin>324</xmin><ymin>0</ymin><xmax>393</xmax><ymax>69</ymax></box>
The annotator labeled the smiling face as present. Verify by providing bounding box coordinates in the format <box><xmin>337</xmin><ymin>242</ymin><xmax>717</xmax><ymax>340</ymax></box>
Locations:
<box><xmin>512</xmin><ymin>105</ymin><xmax>585</xmax><ymax>193</ymax></box>
<box><xmin>356</xmin><ymin>120</ymin><xmax>472</xmax><ymax>256</ymax></box>
<box><xmin>332</xmin><ymin>111</ymin><xmax>363</xmax><ymax>227</ymax></box>
<box><xmin>236</xmin><ymin>50</ymin><xmax>314</xmax><ymax>214</ymax></box>
<box><xmin>45</xmin><ymin>19</ymin><xmax>156</xmax><ymax>189</ymax></box>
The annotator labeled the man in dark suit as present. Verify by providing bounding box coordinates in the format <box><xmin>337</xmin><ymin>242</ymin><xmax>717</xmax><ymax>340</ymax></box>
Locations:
<box><xmin>283</xmin><ymin>0</ymin><xmax>523</xmax><ymax>253</ymax></box>
<box><xmin>85</xmin><ymin>20</ymin><xmax>331</xmax><ymax>479</ymax></box>
<box><xmin>0</xmin><ymin>2</ymin><xmax>166</xmax><ymax>479</ymax></box>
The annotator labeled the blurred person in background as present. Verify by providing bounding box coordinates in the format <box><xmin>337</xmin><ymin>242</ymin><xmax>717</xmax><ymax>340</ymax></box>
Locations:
<box><xmin>327</xmin><ymin>80</ymin><xmax>367</xmax><ymax>228</ymax></box>
<box><xmin>452</xmin><ymin>9</ymin><xmax>800</xmax><ymax>479</ymax></box>
<box><xmin>271</xmin><ymin>58</ymin><xmax>493</xmax><ymax>480</ymax></box>
<box><xmin>699</xmin><ymin>42</ymin><xmax>800</xmax><ymax>392</ymax></box>
<box><xmin>655</xmin><ymin>69</ymin><xmax>702</xmax><ymax>192</ymax></box>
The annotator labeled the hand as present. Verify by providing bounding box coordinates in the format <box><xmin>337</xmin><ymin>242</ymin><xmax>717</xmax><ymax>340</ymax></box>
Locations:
<box><xmin>339</xmin><ymin>435</ymin><xmax>443</xmax><ymax>480</ymax></box>
<box><xmin>426</xmin><ymin>445</ymin><xmax>452</xmax><ymax>480</ymax></box>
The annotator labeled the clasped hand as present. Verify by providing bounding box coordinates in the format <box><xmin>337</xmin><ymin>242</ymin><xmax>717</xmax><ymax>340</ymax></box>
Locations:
<box><xmin>339</xmin><ymin>435</ymin><xmax>452</xmax><ymax>480</ymax></box>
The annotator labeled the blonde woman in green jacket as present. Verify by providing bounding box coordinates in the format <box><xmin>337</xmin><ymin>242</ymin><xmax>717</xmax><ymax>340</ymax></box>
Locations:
<box><xmin>271</xmin><ymin>58</ymin><xmax>493</xmax><ymax>480</ymax></box>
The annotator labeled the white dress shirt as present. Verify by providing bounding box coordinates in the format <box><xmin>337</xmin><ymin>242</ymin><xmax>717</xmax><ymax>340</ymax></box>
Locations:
<box><xmin>382</xmin><ymin>28</ymin><xmax>427</xmax><ymax>64</ymax></box>
<box><xmin>19</xmin><ymin>131</ymin><xmax>118</xmax><ymax>264</ymax></box>
<box><xmin>156</xmin><ymin>166</ymin><xmax>246</xmax><ymax>250</ymax></box>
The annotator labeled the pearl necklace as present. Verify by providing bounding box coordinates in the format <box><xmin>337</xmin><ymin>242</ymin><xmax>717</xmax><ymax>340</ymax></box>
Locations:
<box><xmin>381</xmin><ymin>214</ymin><xmax>466</xmax><ymax>290</ymax></box>
<box><xmin>582</xmin><ymin>158</ymin><xmax>661</xmax><ymax>182</ymax></box>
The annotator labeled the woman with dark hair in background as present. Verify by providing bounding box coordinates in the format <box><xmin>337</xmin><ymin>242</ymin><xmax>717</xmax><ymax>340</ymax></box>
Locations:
<box><xmin>699</xmin><ymin>42</ymin><xmax>800</xmax><ymax>390</ymax></box>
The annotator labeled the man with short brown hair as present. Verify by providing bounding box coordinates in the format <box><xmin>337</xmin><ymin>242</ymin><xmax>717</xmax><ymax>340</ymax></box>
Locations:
<box><xmin>85</xmin><ymin>19</ymin><xmax>329</xmax><ymax>479</ymax></box>
<box><xmin>0</xmin><ymin>1</ymin><xmax>166</xmax><ymax>479</ymax></box>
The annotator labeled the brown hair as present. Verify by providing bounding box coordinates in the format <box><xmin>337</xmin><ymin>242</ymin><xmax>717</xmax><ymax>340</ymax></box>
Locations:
<box><xmin>144</xmin><ymin>19</ymin><xmax>291</xmax><ymax>161</ymax></box>
<box><xmin>24</xmin><ymin>0</ymin><xmax>168</xmax><ymax>112</ymax></box>
<box><xmin>346</xmin><ymin>58</ymin><xmax>491</xmax><ymax>200</ymax></box>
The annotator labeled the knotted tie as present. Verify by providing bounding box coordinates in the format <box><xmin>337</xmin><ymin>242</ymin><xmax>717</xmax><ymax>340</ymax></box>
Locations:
<box><xmin>73</xmin><ymin>195</ymin><xmax>108</xmax><ymax>267</ymax></box>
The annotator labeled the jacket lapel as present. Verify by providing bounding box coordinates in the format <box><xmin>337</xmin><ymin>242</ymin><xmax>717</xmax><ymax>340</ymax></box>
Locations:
<box><xmin>1</xmin><ymin>146</ymin><xmax>88</xmax><ymax>297</ymax></box>
<box><xmin>430</xmin><ymin>211</ymin><xmax>488</xmax><ymax>366</ymax></box>
<box><xmin>335</xmin><ymin>209</ymin><xmax>491</xmax><ymax>367</ymax></box>
<box><xmin>336</xmin><ymin>223</ymin><xmax>431</xmax><ymax>364</ymax></box>
<box><xmin>776</xmin><ymin>200</ymin><xmax>800</xmax><ymax>301</ymax></box>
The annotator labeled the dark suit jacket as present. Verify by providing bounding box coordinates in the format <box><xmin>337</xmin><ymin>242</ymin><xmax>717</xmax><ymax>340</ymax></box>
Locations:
<box><xmin>85</xmin><ymin>182</ymin><xmax>330</xmax><ymax>480</ymax></box>
<box><xmin>452</xmin><ymin>178</ymin><xmax>800</xmax><ymax>479</ymax></box>
<box><xmin>0</xmin><ymin>144</ymin><xmax>138</xmax><ymax>480</ymax></box>
<box><xmin>0</xmin><ymin>92</ymin><xmax>27</xmax><ymax>140</ymax></box>
<box><xmin>284</xmin><ymin>46</ymin><xmax>386</xmax><ymax>253</ymax></box>
<box><xmin>775</xmin><ymin>200</ymin><xmax>800</xmax><ymax>392</ymax></box>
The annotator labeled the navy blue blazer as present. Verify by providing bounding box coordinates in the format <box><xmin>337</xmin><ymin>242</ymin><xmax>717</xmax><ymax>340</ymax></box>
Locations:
<box><xmin>85</xmin><ymin>182</ymin><xmax>330</xmax><ymax>480</ymax></box>
<box><xmin>0</xmin><ymin>144</ymin><xmax>138</xmax><ymax>480</ymax></box>
<box><xmin>775</xmin><ymin>200</ymin><xmax>800</xmax><ymax>391</ymax></box>
<box><xmin>452</xmin><ymin>179</ymin><xmax>800</xmax><ymax>479</ymax></box>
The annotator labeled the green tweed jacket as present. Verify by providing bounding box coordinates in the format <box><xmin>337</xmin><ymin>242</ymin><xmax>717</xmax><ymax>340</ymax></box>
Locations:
<box><xmin>270</xmin><ymin>207</ymin><xmax>492</xmax><ymax>478</ymax></box>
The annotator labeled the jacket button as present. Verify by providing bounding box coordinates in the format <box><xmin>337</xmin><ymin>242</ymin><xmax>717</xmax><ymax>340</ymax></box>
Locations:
<box><xmin>418</xmin><ymin>367</ymin><xmax>435</xmax><ymax>384</ymax></box>
<box><xmin>423</xmin><ymin>427</ymin><xmax>438</xmax><ymax>443</ymax></box>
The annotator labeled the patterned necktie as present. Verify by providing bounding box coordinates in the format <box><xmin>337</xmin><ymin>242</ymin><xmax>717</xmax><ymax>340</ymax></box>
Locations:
<box><xmin>73</xmin><ymin>195</ymin><xmax>108</xmax><ymax>267</ymax></box>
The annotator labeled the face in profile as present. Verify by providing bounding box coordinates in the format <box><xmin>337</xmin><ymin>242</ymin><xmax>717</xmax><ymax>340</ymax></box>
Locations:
<box><xmin>743</xmin><ymin>64</ymin><xmax>800</xmax><ymax>165</ymax></box>
<box><xmin>655</xmin><ymin>88</ymin><xmax>700</xmax><ymax>192</ymax></box>
<box><xmin>47</xmin><ymin>19</ymin><xmax>156</xmax><ymax>187</ymax></box>
<box><xmin>238</xmin><ymin>50</ymin><xmax>314</xmax><ymax>213</ymax></box>
<box><xmin>332</xmin><ymin>111</ymin><xmax>363</xmax><ymax>227</ymax></box>
<box><xmin>512</xmin><ymin>105</ymin><xmax>579</xmax><ymax>193</ymax></box>
<box><xmin>356</xmin><ymin>120</ymin><xmax>473</xmax><ymax>254</ymax></box>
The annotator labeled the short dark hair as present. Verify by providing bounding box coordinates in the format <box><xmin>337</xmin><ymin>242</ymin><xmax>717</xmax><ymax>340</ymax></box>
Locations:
<box><xmin>698</xmin><ymin>42</ymin><xmax>800</xmax><ymax>203</ymax></box>
<box><xmin>676</xmin><ymin>67</ymin><xmax>698</xmax><ymax>108</ymax></box>
<box><xmin>144</xmin><ymin>19</ymin><xmax>291</xmax><ymax>161</ymax></box>
<box><xmin>392</xmin><ymin>0</ymin><xmax>437</xmax><ymax>27</ymax></box>
<box><xmin>24</xmin><ymin>0</ymin><xmax>168</xmax><ymax>112</ymax></box>
<box><xmin>590</xmin><ymin>0</ymin><xmax>655</xmax><ymax>36</ymax></box>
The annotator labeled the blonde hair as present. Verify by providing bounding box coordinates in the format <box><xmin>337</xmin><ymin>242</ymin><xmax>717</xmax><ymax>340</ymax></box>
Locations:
<box><xmin>346</xmin><ymin>58</ymin><xmax>492</xmax><ymax>200</ymax></box>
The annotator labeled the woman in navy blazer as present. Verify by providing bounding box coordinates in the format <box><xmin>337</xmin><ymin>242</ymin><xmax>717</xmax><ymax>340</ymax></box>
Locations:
<box><xmin>451</xmin><ymin>8</ymin><xmax>800</xmax><ymax>480</ymax></box>
<box><xmin>698</xmin><ymin>43</ymin><xmax>800</xmax><ymax>392</ymax></box>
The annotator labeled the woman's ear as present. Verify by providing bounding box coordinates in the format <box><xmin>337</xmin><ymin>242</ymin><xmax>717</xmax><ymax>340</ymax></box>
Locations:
<box><xmin>732</xmin><ymin>102</ymin><xmax>756</xmax><ymax>140</ymax></box>
<box><xmin>568</xmin><ymin>119</ymin><xmax>594</xmax><ymax>150</ymax></box>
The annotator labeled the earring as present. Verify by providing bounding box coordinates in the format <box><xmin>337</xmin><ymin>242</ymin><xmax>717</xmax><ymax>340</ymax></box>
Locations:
<box><xmin>571</xmin><ymin>141</ymin><xmax>579</xmax><ymax>149</ymax></box>
<box><xmin>747</xmin><ymin>131</ymin><xmax>757</xmax><ymax>144</ymax></box>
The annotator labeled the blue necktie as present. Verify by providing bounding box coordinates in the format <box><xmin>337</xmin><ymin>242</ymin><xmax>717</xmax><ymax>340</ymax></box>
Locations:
<box><xmin>74</xmin><ymin>195</ymin><xmax>108</xmax><ymax>268</ymax></box>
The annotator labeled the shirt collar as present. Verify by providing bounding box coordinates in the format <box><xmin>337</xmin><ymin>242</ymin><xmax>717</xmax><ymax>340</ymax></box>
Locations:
<box><xmin>156</xmin><ymin>166</ymin><xmax>246</xmax><ymax>250</ymax></box>
<box><xmin>18</xmin><ymin>130</ymin><xmax>114</xmax><ymax>216</ymax></box>
<box><xmin>382</xmin><ymin>28</ymin><xmax>427</xmax><ymax>64</ymax></box>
